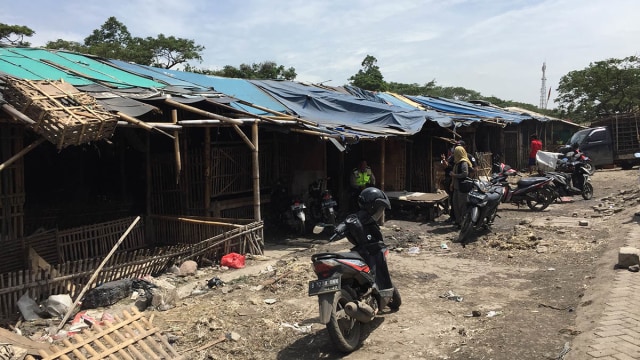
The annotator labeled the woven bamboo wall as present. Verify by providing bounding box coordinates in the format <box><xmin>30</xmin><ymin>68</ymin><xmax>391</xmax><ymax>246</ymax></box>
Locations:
<box><xmin>0</xmin><ymin>125</ymin><xmax>25</xmax><ymax>243</ymax></box>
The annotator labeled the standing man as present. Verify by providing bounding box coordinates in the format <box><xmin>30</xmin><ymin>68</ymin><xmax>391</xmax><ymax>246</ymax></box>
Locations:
<box><xmin>350</xmin><ymin>160</ymin><xmax>376</xmax><ymax>211</ymax></box>
<box><xmin>529</xmin><ymin>134</ymin><xmax>543</xmax><ymax>174</ymax></box>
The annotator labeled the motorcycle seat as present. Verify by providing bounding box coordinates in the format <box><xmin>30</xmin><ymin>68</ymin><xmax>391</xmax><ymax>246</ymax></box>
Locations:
<box><xmin>517</xmin><ymin>177</ymin><xmax>549</xmax><ymax>188</ymax></box>
<box><xmin>312</xmin><ymin>251</ymin><xmax>365</xmax><ymax>262</ymax></box>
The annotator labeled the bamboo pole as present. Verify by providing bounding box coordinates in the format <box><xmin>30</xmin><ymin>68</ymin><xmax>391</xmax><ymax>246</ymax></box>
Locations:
<box><xmin>235</xmin><ymin>99</ymin><xmax>319</xmax><ymax>126</ymax></box>
<box><xmin>252</xmin><ymin>121</ymin><xmax>261</xmax><ymax>221</ymax></box>
<box><xmin>164</xmin><ymin>99</ymin><xmax>243</xmax><ymax>125</ymax></box>
<box><xmin>1</xmin><ymin>103</ymin><xmax>36</xmax><ymax>125</ymax></box>
<box><xmin>171</xmin><ymin>110</ymin><xmax>181</xmax><ymax>184</ymax></box>
<box><xmin>117</xmin><ymin>112</ymin><xmax>175</xmax><ymax>140</ymax></box>
<box><xmin>0</xmin><ymin>138</ymin><xmax>45</xmax><ymax>173</ymax></box>
<box><xmin>56</xmin><ymin>216</ymin><xmax>141</xmax><ymax>332</ymax></box>
<box><xmin>204</xmin><ymin>128</ymin><xmax>211</xmax><ymax>214</ymax></box>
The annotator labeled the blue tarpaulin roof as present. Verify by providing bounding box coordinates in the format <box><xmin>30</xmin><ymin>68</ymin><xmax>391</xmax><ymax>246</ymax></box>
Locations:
<box><xmin>113</xmin><ymin>64</ymin><xmax>288</xmax><ymax>115</ymax></box>
<box><xmin>250</xmin><ymin>80</ymin><xmax>447</xmax><ymax>135</ymax></box>
<box><xmin>406</xmin><ymin>95</ymin><xmax>541</xmax><ymax>124</ymax></box>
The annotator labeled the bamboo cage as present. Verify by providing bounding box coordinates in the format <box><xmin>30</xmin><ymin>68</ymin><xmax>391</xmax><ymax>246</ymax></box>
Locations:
<box><xmin>2</xmin><ymin>78</ymin><xmax>117</xmax><ymax>149</ymax></box>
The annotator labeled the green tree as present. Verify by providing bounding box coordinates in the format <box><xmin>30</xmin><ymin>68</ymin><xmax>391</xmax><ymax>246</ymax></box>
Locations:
<box><xmin>0</xmin><ymin>23</ymin><xmax>35</xmax><ymax>46</ymax></box>
<box><xmin>146</xmin><ymin>34</ymin><xmax>204</xmax><ymax>69</ymax></box>
<box><xmin>556</xmin><ymin>56</ymin><xmax>640</xmax><ymax>123</ymax></box>
<box><xmin>44</xmin><ymin>17</ymin><xmax>203</xmax><ymax>69</ymax></box>
<box><xmin>349</xmin><ymin>55</ymin><xmax>387</xmax><ymax>91</ymax></box>
<box><xmin>187</xmin><ymin>61</ymin><xmax>297</xmax><ymax>80</ymax></box>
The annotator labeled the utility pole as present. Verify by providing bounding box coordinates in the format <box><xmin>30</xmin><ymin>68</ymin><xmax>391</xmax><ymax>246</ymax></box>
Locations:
<box><xmin>539</xmin><ymin>62</ymin><xmax>547</xmax><ymax>109</ymax></box>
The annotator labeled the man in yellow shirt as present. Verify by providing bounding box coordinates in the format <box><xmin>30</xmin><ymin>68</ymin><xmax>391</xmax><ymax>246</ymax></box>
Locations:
<box><xmin>350</xmin><ymin>160</ymin><xmax>376</xmax><ymax>211</ymax></box>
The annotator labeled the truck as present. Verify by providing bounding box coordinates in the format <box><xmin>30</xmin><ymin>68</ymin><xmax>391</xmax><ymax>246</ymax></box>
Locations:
<box><xmin>560</xmin><ymin>113</ymin><xmax>640</xmax><ymax>170</ymax></box>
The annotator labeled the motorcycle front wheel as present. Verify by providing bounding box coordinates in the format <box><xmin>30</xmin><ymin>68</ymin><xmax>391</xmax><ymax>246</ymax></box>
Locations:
<box><xmin>526</xmin><ymin>187</ymin><xmax>554</xmax><ymax>211</ymax></box>
<box><xmin>327</xmin><ymin>288</ymin><xmax>361</xmax><ymax>353</ymax></box>
<box><xmin>457</xmin><ymin>209</ymin><xmax>474</xmax><ymax>243</ymax></box>
<box><xmin>582</xmin><ymin>182</ymin><xmax>594</xmax><ymax>200</ymax></box>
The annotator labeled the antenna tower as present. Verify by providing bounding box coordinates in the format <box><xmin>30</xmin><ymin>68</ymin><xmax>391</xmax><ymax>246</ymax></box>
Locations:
<box><xmin>539</xmin><ymin>62</ymin><xmax>547</xmax><ymax>109</ymax></box>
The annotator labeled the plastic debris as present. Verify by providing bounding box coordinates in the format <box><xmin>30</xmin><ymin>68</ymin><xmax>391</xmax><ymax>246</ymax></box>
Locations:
<box><xmin>207</xmin><ymin>277</ymin><xmax>225</xmax><ymax>288</ymax></box>
<box><xmin>408</xmin><ymin>247</ymin><xmax>420</xmax><ymax>255</ymax></box>
<box><xmin>439</xmin><ymin>290</ymin><xmax>463</xmax><ymax>302</ymax></box>
<box><xmin>440</xmin><ymin>243</ymin><xmax>449</xmax><ymax>250</ymax></box>
<box><xmin>486</xmin><ymin>310</ymin><xmax>502</xmax><ymax>317</ymax></box>
<box><xmin>280</xmin><ymin>322</ymin><xmax>312</xmax><ymax>333</ymax></box>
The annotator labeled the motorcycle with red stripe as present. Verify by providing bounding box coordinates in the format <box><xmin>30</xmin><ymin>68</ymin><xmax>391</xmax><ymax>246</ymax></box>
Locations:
<box><xmin>308</xmin><ymin>187</ymin><xmax>401</xmax><ymax>353</ymax></box>
<box><xmin>491</xmin><ymin>163</ymin><xmax>556</xmax><ymax>211</ymax></box>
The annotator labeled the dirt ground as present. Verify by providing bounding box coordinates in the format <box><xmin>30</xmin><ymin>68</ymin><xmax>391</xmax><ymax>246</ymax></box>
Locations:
<box><xmin>19</xmin><ymin>167</ymin><xmax>640</xmax><ymax>360</ymax></box>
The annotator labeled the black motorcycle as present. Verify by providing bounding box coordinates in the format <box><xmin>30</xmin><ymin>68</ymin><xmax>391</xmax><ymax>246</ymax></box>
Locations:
<box><xmin>270</xmin><ymin>179</ymin><xmax>307</xmax><ymax>234</ymax></box>
<box><xmin>544</xmin><ymin>161</ymin><xmax>593</xmax><ymax>201</ymax></box>
<box><xmin>307</xmin><ymin>178</ymin><xmax>338</xmax><ymax>228</ymax></box>
<box><xmin>458</xmin><ymin>178</ymin><xmax>505</xmax><ymax>243</ymax></box>
<box><xmin>309</xmin><ymin>189</ymin><xmax>401</xmax><ymax>353</ymax></box>
<box><xmin>491</xmin><ymin>164</ymin><xmax>556</xmax><ymax>211</ymax></box>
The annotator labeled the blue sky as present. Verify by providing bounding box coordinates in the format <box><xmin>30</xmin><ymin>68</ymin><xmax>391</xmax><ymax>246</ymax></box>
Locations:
<box><xmin>3</xmin><ymin>0</ymin><xmax>640</xmax><ymax>108</ymax></box>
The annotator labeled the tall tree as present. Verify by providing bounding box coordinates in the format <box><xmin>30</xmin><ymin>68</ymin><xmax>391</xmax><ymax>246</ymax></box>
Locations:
<box><xmin>556</xmin><ymin>56</ymin><xmax>640</xmax><ymax>123</ymax></box>
<box><xmin>349</xmin><ymin>55</ymin><xmax>387</xmax><ymax>91</ymax></box>
<box><xmin>44</xmin><ymin>17</ymin><xmax>203</xmax><ymax>69</ymax></box>
<box><xmin>0</xmin><ymin>23</ymin><xmax>35</xmax><ymax>46</ymax></box>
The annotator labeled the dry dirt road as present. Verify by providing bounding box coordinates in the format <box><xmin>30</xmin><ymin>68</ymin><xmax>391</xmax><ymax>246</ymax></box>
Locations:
<box><xmin>147</xmin><ymin>168</ymin><xmax>640</xmax><ymax>360</ymax></box>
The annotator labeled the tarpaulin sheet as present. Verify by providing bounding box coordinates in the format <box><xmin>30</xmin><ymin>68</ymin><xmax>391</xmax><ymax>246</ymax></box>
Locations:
<box><xmin>250</xmin><ymin>80</ymin><xmax>434</xmax><ymax>135</ymax></box>
<box><xmin>117</xmin><ymin>65</ymin><xmax>288</xmax><ymax>115</ymax></box>
<box><xmin>407</xmin><ymin>95</ymin><xmax>540</xmax><ymax>123</ymax></box>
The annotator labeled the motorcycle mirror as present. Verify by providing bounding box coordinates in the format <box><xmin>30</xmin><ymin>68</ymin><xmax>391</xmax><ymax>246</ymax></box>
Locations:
<box><xmin>634</xmin><ymin>152</ymin><xmax>640</xmax><ymax>158</ymax></box>
<box><xmin>312</xmin><ymin>224</ymin><xmax>325</xmax><ymax>234</ymax></box>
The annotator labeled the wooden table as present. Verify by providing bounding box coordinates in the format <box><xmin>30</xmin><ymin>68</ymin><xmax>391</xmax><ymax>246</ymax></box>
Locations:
<box><xmin>386</xmin><ymin>191</ymin><xmax>449</xmax><ymax>221</ymax></box>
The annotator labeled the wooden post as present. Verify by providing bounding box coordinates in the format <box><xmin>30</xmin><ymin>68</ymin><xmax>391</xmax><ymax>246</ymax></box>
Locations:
<box><xmin>204</xmin><ymin>128</ymin><xmax>211</xmax><ymax>215</ymax></box>
<box><xmin>146</xmin><ymin>132</ymin><xmax>151</xmax><ymax>216</ymax></box>
<box><xmin>56</xmin><ymin>216</ymin><xmax>141</xmax><ymax>332</ymax></box>
<box><xmin>252</xmin><ymin>121</ymin><xmax>261</xmax><ymax>221</ymax></box>
<box><xmin>0</xmin><ymin>138</ymin><xmax>45</xmax><ymax>173</ymax></box>
<box><xmin>171</xmin><ymin>110</ymin><xmax>181</xmax><ymax>184</ymax></box>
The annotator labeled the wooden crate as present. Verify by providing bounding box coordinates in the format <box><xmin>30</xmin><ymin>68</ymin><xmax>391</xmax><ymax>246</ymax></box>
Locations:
<box><xmin>3</xmin><ymin>78</ymin><xmax>117</xmax><ymax>149</ymax></box>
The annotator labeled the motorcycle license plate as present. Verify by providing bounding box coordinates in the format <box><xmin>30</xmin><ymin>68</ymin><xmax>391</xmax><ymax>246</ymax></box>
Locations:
<box><xmin>322</xmin><ymin>200</ymin><xmax>337</xmax><ymax>207</ymax></box>
<box><xmin>308</xmin><ymin>277</ymin><xmax>341</xmax><ymax>296</ymax></box>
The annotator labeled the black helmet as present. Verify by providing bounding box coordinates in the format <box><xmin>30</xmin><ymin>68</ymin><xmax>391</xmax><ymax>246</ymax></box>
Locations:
<box><xmin>358</xmin><ymin>187</ymin><xmax>391</xmax><ymax>221</ymax></box>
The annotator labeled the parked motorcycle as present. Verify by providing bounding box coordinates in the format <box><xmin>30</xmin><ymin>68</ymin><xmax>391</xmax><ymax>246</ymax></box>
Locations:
<box><xmin>557</xmin><ymin>146</ymin><xmax>594</xmax><ymax>175</ymax></box>
<box><xmin>457</xmin><ymin>178</ymin><xmax>505</xmax><ymax>243</ymax></box>
<box><xmin>491</xmin><ymin>164</ymin><xmax>556</xmax><ymax>211</ymax></box>
<box><xmin>270</xmin><ymin>179</ymin><xmax>307</xmax><ymax>234</ymax></box>
<box><xmin>308</xmin><ymin>188</ymin><xmax>401</xmax><ymax>353</ymax></box>
<box><xmin>307</xmin><ymin>178</ymin><xmax>338</xmax><ymax>228</ymax></box>
<box><xmin>543</xmin><ymin>161</ymin><xmax>593</xmax><ymax>200</ymax></box>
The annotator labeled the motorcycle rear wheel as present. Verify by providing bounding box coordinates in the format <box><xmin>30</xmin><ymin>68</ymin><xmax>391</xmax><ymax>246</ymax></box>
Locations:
<box><xmin>327</xmin><ymin>288</ymin><xmax>362</xmax><ymax>353</ymax></box>
<box><xmin>583</xmin><ymin>163</ymin><xmax>594</xmax><ymax>175</ymax></box>
<box><xmin>526</xmin><ymin>187</ymin><xmax>554</xmax><ymax>211</ymax></box>
<box><xmin>388</xmin><ymin>287</ymin><xmax>402</xmax><ymax>310</ymax></box>
<box><xmin>582</xmin><ymin>182</ymin><xmax>594</xmax><ymax>200</ymax></box>
<box><xmin>457</xmin><ymin>210</ymin><xmax>474</xmax><ymax>243</ymax></box>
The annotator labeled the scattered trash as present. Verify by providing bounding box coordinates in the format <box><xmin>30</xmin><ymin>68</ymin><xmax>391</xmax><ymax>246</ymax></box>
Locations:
<box><xmin>44</xmin><ymin>294</ymin><xmax>73</xmax><ymax>319</ymax></box>
<box><xmin>439</xmin><ymin>290</ymin><xmax>463</xmax><ymax>302</ymax></box>
<box><xmin>264</xmin><ymin>298</ymin><xmax>277</xmax><ymax>305</ymax></box>
<box><xmin>486</xmin><ymin>310</ymin><xmax>502</xmax><ymax>317</ymax></box>
<box><xmin>17</xmin><ymin>293</ymin><xmax>45</xmax><ymax>321</ymax></box>
<box><xmin>207</xmin><ymin>277</ymin><xmax>225</xmax><ymax>288</ymax></box>
<box><xmin>547</xmin><ymin>267</ymin><xmax>556</xmax><ymax>271</ymax></box>
<box><xmin>408</xmin><ymin>247</ymin><xmax>420</xmax><ymax>255</ymax></box>
<box><xmin>440</xmin><ymin>243</ymin><xmax>449</xmax><ymax>250</ymax></box>
<box><xmin>221</xmin><ymin>252</ymin><xmax>246</xmax><ymax>269</ymax></box>
<box><xmin>280</xmin><ymin>322</ymin><xmax>312</xmax><ymax>333</ymax></box>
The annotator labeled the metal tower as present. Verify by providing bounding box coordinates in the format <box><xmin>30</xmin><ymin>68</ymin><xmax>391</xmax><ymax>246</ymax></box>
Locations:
<box><xmin>539</xmin><ymin>62</ymin><xmax>547</xmax><ymax>109</ymax></box>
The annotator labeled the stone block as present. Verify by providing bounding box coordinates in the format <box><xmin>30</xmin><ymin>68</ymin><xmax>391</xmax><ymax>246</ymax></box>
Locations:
<box><xmin>618</xmin><ymin>247</ymin><xmax>640</xmax><ymax>268</ymax></box>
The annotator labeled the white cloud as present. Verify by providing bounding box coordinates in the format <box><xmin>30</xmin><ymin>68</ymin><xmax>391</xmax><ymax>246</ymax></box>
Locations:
<box><xmin>4</xmin><ymin>0</ymin><xmax>640</xmax><ymax>107</ymax></box>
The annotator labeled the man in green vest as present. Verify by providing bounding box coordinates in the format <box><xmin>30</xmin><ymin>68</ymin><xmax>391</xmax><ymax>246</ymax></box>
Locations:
<box><xmin>350</xmin><ymin>160</ymin><xmax>376</xmax><ymax>211</ymax></box>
